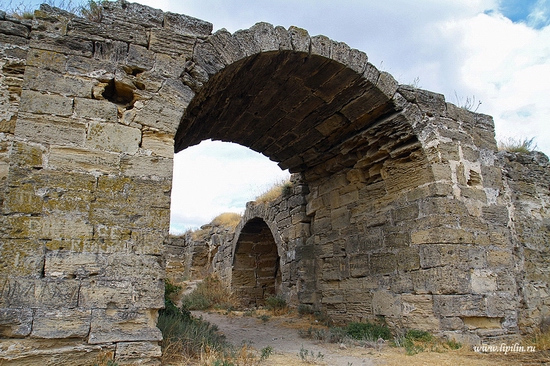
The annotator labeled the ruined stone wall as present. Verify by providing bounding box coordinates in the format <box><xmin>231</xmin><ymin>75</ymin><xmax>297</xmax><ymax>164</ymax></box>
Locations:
<box><xmin>0</xmin><ymin>3</ymin><xmax>208</xmax><ymax>364</ymax></box>
<box><xmin>0</xmin><ymin>11</ymin><xmax>29</xmax><ymax>227</ymax></box>
<box><xmin>295</xmin><ymin>85</ymin><xmax>523</xmax><ymax>343</ymax></box>
<box><xmin>0</xmin><ymin>1</ymin><xmax>548</xmax><ymax>364</ymax></box>
<box><xmin>499</xmin><ymin>151</ymin><xmax>550</xmax><ymax>333</ymax></box>
<box><xmin>164</xmin><ymin>224</ymin><xmax>233</xmax><ymax>283</ymax></box>
<box><xmin>212</xmin><ymin>173</ymin><xmax>310</xmax><ymax>305</ymax></box>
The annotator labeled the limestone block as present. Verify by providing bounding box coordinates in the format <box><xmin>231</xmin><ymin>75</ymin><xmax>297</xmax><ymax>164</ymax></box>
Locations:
<box><xmin>120</xmin><ymin>154</ymin><xmax>173</xmax><ymax>178</ymax></box>
<box><xmin>470</xmin><ymin>269</ymin><xmax>497</xmax><ymax>294</ymax></box>
<box><xmin>31</xmin><ymin>308</ymin><xmax>91</xmax><ymax>338</ymax></box>
<box><xmin>0</xmin><ymin>278</ymin><xmax>79</xmax><ymax>308</ymax></box>
<box><xmin>9</xmin><ymin>141</ymin><xmax>44</xmax><ymax>168</ymax></box>
<box><xmin>330</xmin><ymin>207</ymin><xmax>350</xmax><ymax>230</ymax></box>
<box><xmin>2</xmin><ymin>215</ymin><xmax>41</xmax><ymax>239</ymax></box>
<box><xmin>24</xmin><ymin>67</ymin><xmax>93</xmax><ymax>97</ymax></box>
<box><xmin>4</xmin><ymin>183</ymin><xmax>43</xmax><ymax>214</ymax></box>
<box><xmin>141</xmin><ymin>130</ymin><xmax>174</xmax><ymax>158</ymax></box>
<box><xmin>288</xmin><ymin>26</ymin><xmax>310</xmax><ymax>53</ymax></box>
<box><xmin>40</xmin><ymin>214</ymin><xmax>93</xmax><ymax>241</ymax></box>
<box><xmin>384</xmin><ymin>230</ymin><xmax>410</xmax><ymax>248</ymax></box>
<box><xmin>132</xmin><ymin>98</ymin><xmax>183</xmax><ymax>134</ymax></box>
<box><xmin>26</xmin><ymin>48</ymin><xmax>67</xmax><ymax>72</ymax></box>
<box><xmin>92</xmin><ymin>40</ymin><xmax>128</xmax><ymax>63</ymax></box>
<box><xmin>433</xmin><ymin>295</ymin><xmax>486</xmax><ymax>317</ymax></box>
<box><xmin>401</xmin><ymin>294</ymin><xmax>439</xmax><ymax>330</ymax></box>
<box><xmin>115</xmin><ymin>341</ymin><xmax>162</xmax><ymax>365</ymax></box>
<box><xmin>0</xmin><ymin>20</ymin><xmax>30</xmax><ymax>38</ymax></box>
<box><xmin>149</xmin><ymin>28</ymin><xmax>194</xmax><ymax>57</ymax></box>
<box><xmin>0</xmin><ymin>308</ymin><xmax>32</xmax><ymax>337</ymax></box>
<box><xmin>396</xmin><ymin>247</ymin><xmax>421</xmax><ymax>272</ymax></box>
<box><xmin>0</xmin><ymin>239</ymin><xmax>44</xmax><ymax>276</ymax></box>
<box><xmin>19</xmin><ymin>89</ymin><xmax>73</xmax><ymax>116</ymax></box>
<box><xmin>372</xmin><ymin>290</ymin><xmax>401</xmax><ymax>317</ymax></box>
<box><xmin>79</xmin><ymin>279</ymin><xmax>164</xmax><ymax>309</ymax></box>
<box><xmin>89</xmin><ymin>308</ymin><xmax>162</xmax><ymax>344</ymax></box>
<box><xmin>321</xmin><ymin>290</ymin><xmax>344</xmax><ymax>304</ymax></box>
<box><xmin>0</xmin><ymin>339</ymin><xmax>114</xmax><ymax>365</ymax></box>
<box><xmin>75</xmin><ymin>98</ymin><xmax>117</xmax><ymax>123</ymax></box>
<box><xmin>208</xmin><ymin>29</ymin><xmax>246</xmax><ymax>65</ymax></box>
<box><xmin>411</xmin><ymin>266</ymin><xmax>470</xmax><ymax>294</ymax></box>
<box><xmin>15</xmin><ymin>114</ymin><xmax>87</xmax><ymax>148</ymax></box>
<box><xmin>48</xmin><ymin>146</ymin><xmax>120</xmax><ymax>174</ymax></box>
<box><xmin>44</xmin><ymin>251</ymin><xmax>102</xmax><ymax>279</ymax></box>
<box><xmin>369</xmin><ymin>253</ymin><xmax>397</xmax><ymax>275</ymax></box>
<box><xmin>349</xmin><ymin>253</ymin><xmax>369</xmax><ymax>278</ymax></box>
<box><xmin>412</xmin><ymin>227</ymin><xmax>474</xmax><ymax>245</ymax></box>
<box><xmin>85</xmin><ymin>122</ymin><xmax>141</xmax><ymax>154</ymax></box>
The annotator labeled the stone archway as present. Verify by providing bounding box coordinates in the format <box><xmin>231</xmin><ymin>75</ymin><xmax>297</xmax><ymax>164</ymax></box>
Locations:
<box><xmin>232</xmin><ymin>217</ymin><xmax>281</xmax><ymax>306</ymax></box>
<box><xmin>1</xmin><ymin>2</ymin><xmax>548</xmax><ymax>365</ymax></box>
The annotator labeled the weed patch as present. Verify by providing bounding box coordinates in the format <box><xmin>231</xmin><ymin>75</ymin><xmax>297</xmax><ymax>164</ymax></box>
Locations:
<box><xmin>181</xmin><ymin>274</ymin><xmax>237</xmax><ymax>311</ymax></box>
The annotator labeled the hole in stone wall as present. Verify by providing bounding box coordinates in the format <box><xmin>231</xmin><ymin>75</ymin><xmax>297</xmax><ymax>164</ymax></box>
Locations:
<box><xmin>467</xmin><ymin>170</ymin><xmax>482</xmax><ymax>187</ymax></box>
<box><xmin>101</xmin><ymin>79</ymin><xmax>135</xmax><ymax>107</ymax></box>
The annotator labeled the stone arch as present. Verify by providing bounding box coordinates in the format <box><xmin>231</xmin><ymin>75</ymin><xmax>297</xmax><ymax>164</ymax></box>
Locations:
<box><xmin>232</xmin><ymin>217</ymin><xmax>282</xmax><ymax>306</ymax></box>
<box><xmin>2</xmin><ymin>2</ymin><xmax>545</xmax><ymax>364</ymax></box>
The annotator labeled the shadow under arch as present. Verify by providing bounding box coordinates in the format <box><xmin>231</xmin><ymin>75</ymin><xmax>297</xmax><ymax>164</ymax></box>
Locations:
<box><xmin>232</xmin><ymin>217</ymin><xmax>282</xmax><ymax>306</ymax></box>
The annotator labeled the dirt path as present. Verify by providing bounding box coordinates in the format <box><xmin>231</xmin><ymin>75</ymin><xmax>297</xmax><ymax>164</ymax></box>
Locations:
<box><xmin>193</xmin><ymin>311</ymin><xmax>378</xmax><ymax>366</ymax></box>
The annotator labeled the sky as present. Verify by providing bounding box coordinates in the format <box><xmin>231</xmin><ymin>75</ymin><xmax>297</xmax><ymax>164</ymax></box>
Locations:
<box><xmin>8</xmin><ymin>0</ymin><xmax>550</xmax><ymax>233</ymax></box>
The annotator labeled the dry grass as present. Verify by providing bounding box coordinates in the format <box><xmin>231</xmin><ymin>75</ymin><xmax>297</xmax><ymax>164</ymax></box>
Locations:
<box><xmin>255</xmin><ymin>180</ymin><xmax>292</xmax><ymax>204</ymax></box>
<box><xmin>211</xmin><ymin>212</ymin><xmax>242</xmax><ymax>229</ymax></box>
<box><xmin>181</xmin><ymin>274</ymin><xmax>238</xmax><ymax>311</ymax></box>
<box><xmin>498</xmin><ymin>136</ymin><xmax>537</xmax><ymax>153</ymax></box>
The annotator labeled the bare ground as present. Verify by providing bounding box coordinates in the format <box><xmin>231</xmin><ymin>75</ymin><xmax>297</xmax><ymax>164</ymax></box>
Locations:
<box><xmin>192</xmin><ymin>310</ymin><xmax>550</xmax><ymax>366</ymax></box>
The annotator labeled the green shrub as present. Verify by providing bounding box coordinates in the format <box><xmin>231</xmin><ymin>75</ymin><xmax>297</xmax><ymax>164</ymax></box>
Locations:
<box><xmin>265</xmin><ymin>295</ymin><xmax>286</xmax><ymax>312</ymax></box>
<box><xmin>346</xmin><ymin>321</ymin><xmax>392</xmax><ymax>341</ymax></box>
<box><xmin>297</xmin><ymin>304</ymin><xmax>314</xmax><ymax>316</ymax></box>
<box><xmin>181</xmin><ymin>275</ymin><xmax>236</xmax><ymax>311</ymax></box>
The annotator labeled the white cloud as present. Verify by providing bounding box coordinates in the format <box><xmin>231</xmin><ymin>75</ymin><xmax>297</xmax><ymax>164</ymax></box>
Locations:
<box><xmin>170</xmin><ymin>140</ymin><xmax>290</xmax><ymax>233</ymax></box>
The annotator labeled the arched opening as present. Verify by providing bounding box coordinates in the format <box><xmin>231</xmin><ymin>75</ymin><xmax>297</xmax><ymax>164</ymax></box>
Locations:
<box><xmin>232</xmin><ymin>218</ymin><xmax>281</xmax><ymax>306</ymax></box>
<box><xmin>169</xmin><ymin>140</ymin><xmax>289</xmax><ymax>233</ymax></box>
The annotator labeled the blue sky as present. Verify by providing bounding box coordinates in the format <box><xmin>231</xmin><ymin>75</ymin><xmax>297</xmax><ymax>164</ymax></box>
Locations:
<box><xmin>5</xmin><ymin>0</ymin><xmax>550</xmax><ymax>232</ymax></box>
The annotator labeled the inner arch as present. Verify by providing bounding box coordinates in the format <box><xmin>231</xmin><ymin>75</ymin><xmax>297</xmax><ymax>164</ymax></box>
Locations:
<box><xmin>232</xmin><ymin>217</ymin><xmax>281</xmax><ymax>306</ymax></box>
<box><xmin>174</xmin><ymin>51</ymin><xmax>401</xmax><ymax>173</ymax></box>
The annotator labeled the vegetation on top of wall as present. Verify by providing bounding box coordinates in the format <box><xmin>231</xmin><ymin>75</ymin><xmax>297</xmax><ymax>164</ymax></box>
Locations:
<box><xmin>5</xmin><ymin>0</ymin><xmax>109</xmax><ymax>22</ymax></box>
<box><xmin>210</xmin><ymin>212</ymin><xmax>242</xmax><ymax>229</ymax></box>
<box><xmin>254</xmin><ymin>179</ymin><xmax>293</xmax><ymax>204</ymax></box>
<box><xmin>498</xmin><ymin>136</ymin><xmax>538</xmax><ymax>154</ymax></box>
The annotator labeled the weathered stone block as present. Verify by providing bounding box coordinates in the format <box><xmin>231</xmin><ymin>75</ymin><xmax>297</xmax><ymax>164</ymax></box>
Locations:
<box><xmin>0</xmin><ymin>278</ymin><xmax>79</xmax><ymax>308</ymax></box>
<box><xmin>48</xmin><ymin>146</ymin><xmax>120</xmax><ymax>174</ymax></box>
<box><xmin>88</xmin><ymin>308</ymin><xmax>162</xmax><ymax>344</ymax></box>
<box><xmin>15</xmin><ymin>114</ymin><xmax>87</xmax><ymax>147</ymax></box>
<box><xmin>86</xmin><ymin>122</ymin><xmax>141</xmax><ymax>154</ymax></box>
<box><xmin>0</xmin><ymin>239</ymin><xmax>44</xmax><ymax>276</ymax></box>
<box><xmin>19</xmin><ymin>90</ymin><xmax>73</xmax><ymax>116</ymax></box>
<box><xmin>141</xmin><ymin>130</ymin><xmax>174</xmax><ymax>158</ymax></box>
<box><xmin>412</xmin><ymin>227</ymin><xmax>474</xmax><ymax>245</ymax></box>
<box><xmin>120</xmin><ymin>154</ymin><xmax>173</xmax><ymax>178</ymax></box>
<box><xmin>401</xmin><ymin>294</ymin><xmax>439</xmax><ymax>330</ymax></box>
<box><xmin>115</xmin><ymin>341</ymin><xmax>162</xmax><ymax>365</ymax></box>
<box><xmin>411</xmin><ymin>266</ymin><xmax>470</xmax><ymax>294</ymax></box>
<box><xmin>75</xmin><ymin>98</ymin><xmax>118</xmax><ymax>123</ymax></box>
<box><xmin>0</xmin><ymin>308</ymin><xmax>32</xmax><ymax>337</ymax></box>
<box><xmin>372</xmin><ymin>290</ymin><xmax>401</xmax><ymax>317</ymax></box>
<box><xmin>370</xmin><ymin>253</ymin><xmax>397</xmax><ymax>275</ymax></box>
<box><xmin>31</xmin><ymin>308</ymin><xmax>91</xmax><ymax>338</ymax></box>
<box><xmin>470</xmin><ymin>269</ymin><xmax>497</xmax><ymax>294</ymax></box>
<box><xmin>24</xmin><ymin>67</ymin><xmax>93</xmax><ymax>97</ymax></box>
<box><xmin>79</xmin><ymin>278</ymin><xmax>163</xmax><ymax>309</ymax></box>
<box><xmin>433</xmin><ymin>295</ymin><xmax>486</xmax><ymax>317</ymax></box>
